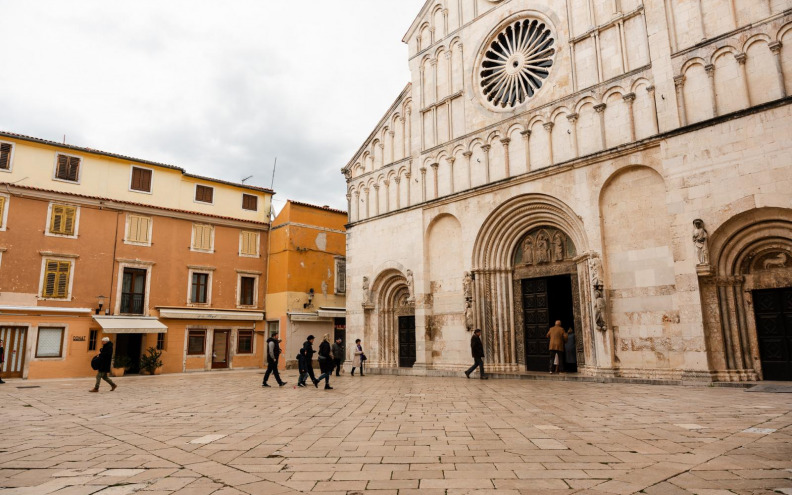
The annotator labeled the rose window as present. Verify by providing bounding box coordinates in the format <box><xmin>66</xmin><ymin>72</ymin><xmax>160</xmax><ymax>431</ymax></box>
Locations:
<box><xmin>479</xmin><ymin>18</ymin><xmax>556</xmax><ymax>109</ymax></box>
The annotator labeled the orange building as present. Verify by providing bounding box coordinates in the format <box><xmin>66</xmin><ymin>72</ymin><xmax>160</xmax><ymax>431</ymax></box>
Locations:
<box><xmin>265</xmin><ymin>201</ymin><xmax>347</xmax><ymax>368</ymax></box>
<box><xmin>0</xmin><ymin>132</ymin><xmax>273</xmax><ymax>379</ymax></box>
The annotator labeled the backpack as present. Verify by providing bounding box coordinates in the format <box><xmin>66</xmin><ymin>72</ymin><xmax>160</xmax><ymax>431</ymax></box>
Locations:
<box><xmin>90</xmin><ymin>355</ymin><xmax>101</xmax><ymax>371</ymax></box>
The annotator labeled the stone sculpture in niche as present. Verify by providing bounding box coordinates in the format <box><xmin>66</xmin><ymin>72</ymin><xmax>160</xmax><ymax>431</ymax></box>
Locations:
<box><xmin>362</xmin><ymin>276</ymin><xmax>371</xmax><ymax>305</ymax></box>
<box><xmin>515</xmin><ymin>227</ymin><xmax>576</xmax><ymax>266</ymax></box>
<box><xmin>763</xmin><ymin>252</ymin><xmax>788</xmax><ymax>269</ymax></box>
<box><xmin>464</xmin><ymin>300</ymin><xmax>474</xmax><ymax>331</ymax></box>
<box><xmin>692</xmin><ymin>219</ymin><xmax>710</xmax><ymax>265</ymax></box>
<box><xmin>463</xmin><ymin>271</ymin><xmax>473</xmax><ymax>300</ymax></box>
<box><xmin>406</xmin><ymin>269</ymin><xmax>415</xmax><ymax>301</ymax></box>
<box><xmin>522</xmin><ymin>237</ymin><xmax>534</xmax><ymax>265</ymax></box>
<box><xmin>593</xmin><ymin>289</ymin><xmax>607</xmax><ymax>332</ymax></box>
<box><xmin>552</xmin><ymin>232</ymin><xmax>564</xmax><ymax>262</ymax></box>
<box><xmin>589</xmin><ymin>256</ymin><xmax>602</xmax><ymax>288</ymax></box>
<box><xmin>536</xmin><ymin>232</ymin><xmax>550</xmax><ymax>263</ymax></box>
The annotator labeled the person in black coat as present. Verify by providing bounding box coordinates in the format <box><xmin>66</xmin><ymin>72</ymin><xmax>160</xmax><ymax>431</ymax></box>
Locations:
<box><xmin>90</xmin><ymin>337</ymin><xmax>117</xmax><ymax>392</ymax></box>
<box><xmin>464</xmin><ymin>328</ymin><xmax>488</xmax><ymax>379</ymax></box>
<box><xmin>315</xmin><ymin>334</ymin><xmax>333</xmax><ymax>389</ymax></box>
<box><xmin>302</xmin><ymin>335</ymin><xmax>320</xmax><ymax>387</ymax></box>
<box><xmin>0</xmin><ymin>338</ymin><xmax>6</xmax><ymax>384</ymax></box>
<box><xmin>262</xmin><ymin>332</ymin><xmax>287</xmax><ymax>387</ymax></box>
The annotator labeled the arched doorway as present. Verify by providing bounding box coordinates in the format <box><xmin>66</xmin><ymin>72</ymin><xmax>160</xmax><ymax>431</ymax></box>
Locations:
<box><xmin>701</xmin><ymin>207</ymin><xmax>792</xmax><ymax>381</ymax></box>
<box><xmin>367</xmin><ymin>269</ymin><xmax>415</xmax><ymax>368</ymax></box>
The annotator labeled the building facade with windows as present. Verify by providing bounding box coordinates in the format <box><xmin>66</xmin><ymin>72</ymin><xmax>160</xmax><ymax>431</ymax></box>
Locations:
<box><xmin>0</xmin><ymin>132</ymin><xmax>273</xmax><ymax>379</ymax></box>
<box><xmin>342</xmin><ymin>0</ymin><xmax>792</xmax><ymax>382</ymax></box>
<box><xmin>265</xmin><ymin>201</ymin><xmax>347</xmax><ymax>369</ymax></box>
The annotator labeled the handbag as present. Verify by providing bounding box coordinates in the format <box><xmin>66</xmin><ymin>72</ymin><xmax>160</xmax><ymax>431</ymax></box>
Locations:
<box><xmin>90</xmin><ymin>355</ymin><xmax>101</xmax><ymax>371</ymax></box>
<box><xmin>361</xmin><ymin>353</ymin><xmax>367</xmax><ymax>361</ymax></box>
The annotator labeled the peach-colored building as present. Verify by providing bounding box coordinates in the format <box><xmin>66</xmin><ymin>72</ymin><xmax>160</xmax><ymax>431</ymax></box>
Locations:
<box><xmin>0</xmin><ymin>132</ymin><xmax>273</xmax><ymax>379</ymax></box>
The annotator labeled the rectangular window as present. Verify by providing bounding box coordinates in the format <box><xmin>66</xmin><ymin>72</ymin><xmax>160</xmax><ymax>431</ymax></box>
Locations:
<box><xmin>237</xmin><ymin>330</ymin><xmax>253</xmax><ymax>354</ymax></box>
<box><xmin>88</xmin><ymin>330</ymin><xmax>98</xmax><ymax>351</ymax></box>
<box><xmin>195</xmin><ymin>184</ymin><xmax>214</xmax><ymax>203</ymax></box>
<box><xmin>192</xmin><ymin>224</ymin><xmax>213</xmax><ymax>251</ymax></box>
<box><xmin>187</xmin><ymin>330</ymin><xmax>206</xmax><ymax>355</ymax></box>
<box><xmin>156</xmin><ymin>333</ymin><xmax>165</xmax><ymax>351</ymax></box>
<box><xmin>42</xmin><ymin>259</ymin><xmax>72</xmax><ymax>299</ymax></box>
<box><xmin>242</xmin><ymin>194</ymin><xmax>258</xmax><ymax>211</ymax></box>
<box><xmin>0</xmin><ymin>196</ymin><xmax>6</xmax><ymax>229</ymax></box>
<box><xmin>240</xmin><ymin>276</ymin><xmax>255</xmax><ymax>306</ymax></box>
<box><xmin>126</xmin><ymin>214</ymin><xmax>151</xmax><ymax>244</ymax></box>
<box><xmin>239</xmin><ymin>231</ymin><xmax>259</xmax><ymax>256</ymax></box>
<box><xmin>49</xmin><ymin>204</ymin><xmax>77</xmax><ymax>236</ymax></box>
<box><xmin>267</xmin><ymin>320</ymin><xmax>279</xmax><ymax>338</ymax></box>
<box><xmin>121</xmin><ymin>268</ymin><xmax>147</xmax><ymax>314</ymax></box>
<box><xmin>55</xmin><ymin>154</ymin><xmax>81</xmax><ymax>182</ymax></box>
<box><xmin>36</xmin><ymin>327</ymin><xmax>65</xmax><ymax>358</ymax></box>
<box><xmin>191</xmin><ymin>272</ymin><xmax>209</xmax><ymax>303</ymax></box>
<box><xmin>130</xmin><ymin>167</ymin><xmax>153</xmax><ymax>193</ymax></box>
<box><xmin>335</xmin><ymin>258</ymin><xmax>346</xmax><ymax>294</ymax></box>
<box><xmin>0</xmin><ymin>142</ymin><xmax>12</xmax><ymax>170</ymax></box>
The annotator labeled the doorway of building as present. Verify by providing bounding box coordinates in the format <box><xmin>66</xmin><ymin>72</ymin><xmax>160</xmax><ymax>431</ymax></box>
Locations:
<box><xmin>212</xmin><ymin>330</ymin><xmax>230</xmax><ymax>369</ymax></box>
<box><xmin>0</xmin><ymin>327</ymin><xmax>27</xmax><ymax>378</ymax></box>
<box><xmin>115</xmin><ymin>333</ymin><xmax>143</xmax><ymax>374</ymax></box>
<box><xmin>398</xmin><ymin>316</ymin><xmax>416</xmax><ymax>368</ymax></box>
<box><xmin>753</xmin><ymin>287</ymin><xmax>792</xmax><ymax>381</ymax></box>
<box><xmin>522</xmin><ymin>275</ymin><xmax>575</xmax><ymax>372</ymax></box>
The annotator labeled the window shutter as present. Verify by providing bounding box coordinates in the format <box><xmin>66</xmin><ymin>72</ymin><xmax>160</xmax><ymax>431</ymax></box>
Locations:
<box><xmin>242</xmin><ymin>194</ymin><xmax>258</xmax><ymax>211</ymax></box>
<box><xmin>0</xmin><ymin>143</ymin><xmax>11</xmax><ymax>170</ymax></box>
<box><xmin>56</xmin><ymin>155</ymin><xmax>69</xmax><ymax>179</ymax></box>
<box><xmin>50</xmin><ymin>205</ymin><xmax>64</xmax><ymax>233</ymax></box>
<box><xmin>202</xmin><ymin>226</ymin><xmax>212</xmax><ymax>250</ymax></box>
<box><xmin>64</xmin><ymin>207</ymin><xmax>76</xmax><ymax>235</ymax></box>
<box><xmin>0</xmin><ymin>196</ymin><xmax>5</xmax><ymax>228</ymax></box>
<box><xmin>142</xmin><ymin>169</ymin><xmax>152</xmax><ymax>191</ymax></box>
<box><xmin>67</xmin><ymin>157</ymin><xmax>80</xmax><ymax>181</ymax></box>
<box><xmin>336</xmin><ymin>259</ymin><xmax>346</xmax><ymax>293</ymax></box>
<box><xmin>56</xmin><ymin>262</ymin><xmax>70</xmax><ymax>298</ymax></box>
<box><xmin>192</xmin><ymin>224</ymin><xmax>200</xmax><ymax>249</ymax></box>
<box><xmin>240</xmin><ymin>231</ymin><xmax>257</xmax><ymax>255</ymax></box>
<box><xmin>196</xmin><ymin>185</ymin><xmax>213</xmax><ymax>203</ymax></box>
<box><xmin>128</xmin><ymin>215</ymin><xmax>139</xmax><ymax>241</ymax></box>
<box><xmin>138</xmin><ymin>216</ymin><xmax>150</xmax><ymax>242</ymax></box>
<box><xmin>43</xmin><ymin>261</ymin><xmax>58</xmax><ymax>297</ymax></box>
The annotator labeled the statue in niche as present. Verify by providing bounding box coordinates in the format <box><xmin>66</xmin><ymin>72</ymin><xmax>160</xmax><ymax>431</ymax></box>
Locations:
<box><xmin>692</xmin><ymin>219</ymin><xmax>710</xmax><ymax>265</ymax></box>
<box><xmin>406</xmin><ymin>269</ymin><xmax>415</xmax><ymax>301</ymax></box>
<box><xmin>589</xmin><ymin>256</ymin><xmax>603</xmax><ymax>288</ymax></box>
<box><xmin>763</xmin><ymin>252</ymin><xmax>788</xmax><ymax>270</ymax></box>
<box><xmin>553</xmin><ymin>232</ymin><xmax>565</xmax><ymax>262</ymax></box>
<box><xmin>464</xmin><ymin>300</ymin><xmax>474</xmax><ymax>331</ymax></box>
<box><xmin>463</xmin><ymin>271</ymin><xmax>473</xmax><ymax>300</ymax></box>
<box><xmin>362</xmin><ymin>276</ymin><xmax>371</xmax><ymax>305</ymax></box>
<box><xmin>535</xmin><ymin>232</ymin><xmax>550</xmax><ymax>264</ymax></box>
<box><xmin>522</xmin><ymin>237</ymin><xmax>534</xmax><ymax>265</ymax></box>
<box><xmin>593</xmin><ymin>289</ymin><xmax>607</xmax><ymax>332</ymax></box>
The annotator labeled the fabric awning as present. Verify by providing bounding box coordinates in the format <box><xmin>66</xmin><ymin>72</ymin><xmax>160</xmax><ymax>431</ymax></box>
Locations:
<box><xmin>93</xmin><ymin>316</ymin><xmax>168</xmax><ymax>334</ymax></box>
<box><xmin>317</xmin><ymin>307</ymin><xmax>346</xmax><ymax>318</ymax></box>
<box><xmin>157</xmin><ymin>308</ymin><xmax>264</xmax><ymax>321</ymax></box>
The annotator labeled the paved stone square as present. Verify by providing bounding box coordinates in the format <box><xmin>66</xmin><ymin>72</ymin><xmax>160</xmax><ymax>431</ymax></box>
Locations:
<box><xmin>1</xmin><ymin>371</ymin><xmax>791</xmax><ymax>495</ymax></box>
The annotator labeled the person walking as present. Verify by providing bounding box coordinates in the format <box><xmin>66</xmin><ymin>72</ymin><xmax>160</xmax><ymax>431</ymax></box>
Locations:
<box><xmin>547</xmin><ymin>320</ymin><xmax>568</xmax><ymax>374</ymax></box>
<box><xmin>464</xmin><ymin>328</ymin><xmax>488</xmax><ymax>379</ymax></box>
<box><xmin>90</xmin><ymin>337</ymin><xmax>117</xmax><ymax>392</ymax></box>
<box><xmin>565</xmin><ymin>327</ymin><xmax>577</xmax><ymax>373</ymax></box>
<box><xmin>296</xmin><ymin>348</ymin><xmax>308</xmax><ymax>387</ymax></box>
<box><xmin>331</xmin><ymin>337</ymin><xmax>345</xmax><ymax>377</ymax></box>
<box><xmin>302</xmin><ymin>335</ymin><xmax>320</xmax><ymax>387</ymax></box>
<box><xmin>316</xmin><ymin>334</ymin><xmax>333</xmax><ymax>389</ymax></box>
<box><xmin>0</xmin><ymin>339</ymin><xmax>5</xmax><ymax>384</ymax></box>
<box><xmin>263</xmin><ymin>332</ymin><xmax>287</xmax><ymax>387</ymax></box>
<box><xmin>351</xmin><ymin>339</ymin><xmax>365</xmax><ymax>376</ymax></box>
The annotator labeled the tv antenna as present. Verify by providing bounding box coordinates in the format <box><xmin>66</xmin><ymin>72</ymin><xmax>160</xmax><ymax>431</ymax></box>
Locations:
<box><xmin>241</xmin><ymin>175</ymin><xmax>253</xmax><ymax>184</ymax></box>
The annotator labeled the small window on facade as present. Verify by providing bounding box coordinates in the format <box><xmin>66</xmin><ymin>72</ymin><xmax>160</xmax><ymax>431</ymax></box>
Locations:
<box><xmin>195</xmin><ymin>185</ymin><xmax>214</xmax><ymax>203</ymax></box>
<box><xmin>192</xmin><ymin>224</ymin><xmax>213</xmax><ymax>251</ymax></box>
<box><xmin>126</xmin><ymin>215</ymin><xmax>151</xmax><ymax>244</ymax></box>
<box><xmin>187</xmin><ymin>330</ymin><xmax>206</xmax><ymax>355</ymax></box>
<box><xmin>130</xmin><ymin>167</ymin><xmax>153</xmax><ymax>193</ymax></box>
<box><xmin>0</xmin><ymin>142</ymin><xmax>12</xmax><ymax>170</ymax></box>
<box><xmin>36</xmin><ymin>327</ymin><xmax>65</xmax><ymax>357</ymax></box>
<box><xmin>237</xmin><ymin>330</ymin><xmax>253</xmax><ymax>354</ymax></box>
<box><xmin>239</xmin><ymin>231</ymin><xmax>259</xmax><ymax>256</ymax></box>
<box><xmin>242</xmin><ymin>194</ymin><xmax>258</xmax><ymax>211</ymax></box>
<box><xmin>156</xmin><ymin>333</ymin><xmax>165</xmax><ymax>351</ymax></box>
<box><xmin>88</xmin><ymin>330</ymin><xmax>98</xmax><ymax>351</ymax></box>
<box><xmin>49</xmin><ymin>204</ymin><xmax>77</xmax><ymax>236</ymax></box>
<box><xmin>335</xmin><ymin>258</ymin><xmax>346</xmax><ymax>294</ymax></box>
<box><xmin>267</xmin><ymin>320</ymin><xmax>279</xmax><ymax>337</ymax></box>
<box><xmin>240</xmin><ymin>276</ymin><xmax>255</xmax><ymax>306</ymax></box>
<box><xmin>191</xmin><ymin>272</ymin><xmax>209</xmax><ymax>303</ymax></box>
<box><xmin>55</xmin><ymin>154</ymin><xmax>81</xmax><ymax>182</ymax></box>
<box><xmin>121</xmin><ymin>268</ymin><xmax>147</xmax><ymax>314</ymax></box>
<box><xmin>42</xmin><ymin>259</ymin><xmax>72</xmax><ymax>299</ymax></box>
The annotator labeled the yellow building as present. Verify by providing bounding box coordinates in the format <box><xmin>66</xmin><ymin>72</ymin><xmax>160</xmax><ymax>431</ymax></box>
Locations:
<box><xmin>265</xmin><ymin>201</ymin><xmax>347</xmax><ymax>368</ymax></box>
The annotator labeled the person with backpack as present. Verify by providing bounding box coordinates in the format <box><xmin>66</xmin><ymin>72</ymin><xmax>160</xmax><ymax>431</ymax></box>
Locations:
<box><xmin>296</xmin><ymin>348</ymin><xmax>308</xmax><ymax>387</ymax></box>
<box><xmin>351</xmin><ymin>339</ymin><xmax>365</xmax><ymax>376</ymax></box>
<box><xmin>316</xmin><ymin>334</ymin><xmax>333</xmax><ymax>389</ymax></box>
<box><xmin>90</xmin><ymin>337</ymin><xmax>117</xmax><ymax>393</ymax></box>
<box><xmin>263</xmin><ymin>331</ymin><xmax>287</xmax><ymax>387</ymax></box>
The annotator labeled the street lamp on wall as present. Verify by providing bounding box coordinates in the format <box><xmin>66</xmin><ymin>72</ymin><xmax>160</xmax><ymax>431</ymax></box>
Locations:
<box><xmin>96</xmin><ymin>295</ymin><xmax>106</xmax><ymax>315</ymax></box>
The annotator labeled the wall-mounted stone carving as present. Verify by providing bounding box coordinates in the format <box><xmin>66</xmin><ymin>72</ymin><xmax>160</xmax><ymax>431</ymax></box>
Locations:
<box><xmin>693</xmin><ymin>219</ymin><xmax>710</xmax><ymax>266</ymax></box>
<box><xmin>589</xmin><ymin>254</ymin><xmax>607</xmax><ymax>332</ymax></box>
<box><xmin>514</xmin><ymin>227</ymin><xmax>576</xmax><ymax>266</ymax></box>
<box><xmin>463</xmin><ymin>271</ymin><xmax>473</xmax><ymax>301</ymax></box>
<box><xmin>762</xmin><ymin>252</ymin><xmax>788</xmax><ymax>270</ymax></box>
<box><xmin>362</xmin><ymin>276</ymin><xmax>371</xmax><ymax>307</ymax></box>
<box><xmin>406</xmin><ymin>269</ymin><xmax>415</xmax><ymax>302</ymax></box>
<box><xmin>464</xmin><ymin>300</ymin><xmax>474</xmax><ymax>331</ymax></box>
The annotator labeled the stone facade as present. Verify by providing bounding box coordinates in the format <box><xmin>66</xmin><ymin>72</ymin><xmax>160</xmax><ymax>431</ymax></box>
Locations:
<box><xmin>342</xmin><ymin>0</ymin><xmax>792</xmax><ymax>381</ymax></box>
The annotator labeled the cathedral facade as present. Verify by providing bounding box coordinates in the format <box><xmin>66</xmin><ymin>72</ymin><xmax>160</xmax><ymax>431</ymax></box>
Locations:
<box><xmin>342</xmin><ymin>0</ymin><xmax>792</xmax><ymax>382</ymax></box>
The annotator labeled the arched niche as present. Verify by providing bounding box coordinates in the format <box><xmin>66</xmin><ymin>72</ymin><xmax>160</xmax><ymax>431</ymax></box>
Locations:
<box><xmin>367</xmin><ymin>269</ymin><xmax>415</xmax><ymax>369</ymax></box>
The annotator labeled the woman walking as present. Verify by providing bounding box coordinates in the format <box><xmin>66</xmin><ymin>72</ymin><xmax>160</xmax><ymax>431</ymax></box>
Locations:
<box><xmin>316</xmin><ymin>334</ymin><xmax>334</xmax><ymax>390</ymax></box>
<box><xmin>351</xmin><ymin>339</ymin><xmax>365</xmax><ymax>376</ymax></box>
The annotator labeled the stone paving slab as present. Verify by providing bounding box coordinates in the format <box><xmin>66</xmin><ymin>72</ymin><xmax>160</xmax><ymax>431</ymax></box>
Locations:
<box><xmin>0</xmin><ymin>371</ymin><xmax>791</xmax><ymax>494</ymax></box>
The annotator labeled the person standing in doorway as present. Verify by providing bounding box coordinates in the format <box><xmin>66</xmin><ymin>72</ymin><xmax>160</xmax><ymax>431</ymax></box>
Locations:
<box><xmin>465</xmin><ymin>328</ymin><xmax>488</xmax><ymax>379</ymax></box>
<box><xmin>351</xmin><ymin>339</ymin><xmax>365</xmax><ymax>376</ymax></box>
<box><xmin>316</xmin><ymin>334</ymin><xmax>333</xmax><ymax>389</ymax></box>
<box><xmin>547</xmin><ymin>320</ymin><xmax>567</xmax><ymax>374</ymax></box>
<box><xmin>0</xmin><ymin>339</ymin><xmax>5</xmax><ymax>384</ymax></box>
<box><xmin>302</xmin><ymin>335</ymin><xmax>320</xmax><ymax>387</ymax></box>
<box><xmin>263</xmin><ymin>332</ymin><xmax>287</xmax><ymax>387</ymax></box>
<box><xmin>90</xmin><ymin>337</ymin><xmax>117</xmax><ymax>392</ymax></box>
<box><xmin>565</xmin><ymin>327</ymin><xmax>577</xmax><ymax>373</ymax></box>
<box><xmin>331</xmin><ymin>337</ymin><xmax>345</xmax><ymax>377</ymax></box>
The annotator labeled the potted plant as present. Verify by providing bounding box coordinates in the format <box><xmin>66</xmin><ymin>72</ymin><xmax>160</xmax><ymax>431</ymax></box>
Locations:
<box><xmin>139</xmin><ymin>347</ymin><xmax>164</xmax><ymax>375</ymax></box>
<box><xmin>111</xmin><ymin>355</ymin><xmax>132</xmax><ymax>377</ymax></box>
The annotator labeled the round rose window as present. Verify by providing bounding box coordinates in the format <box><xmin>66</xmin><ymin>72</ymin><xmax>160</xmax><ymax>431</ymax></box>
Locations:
<box><xmin>479</xmin><ymin>18</ymin><xmax>556</xmax><ymax>109</ymax></box>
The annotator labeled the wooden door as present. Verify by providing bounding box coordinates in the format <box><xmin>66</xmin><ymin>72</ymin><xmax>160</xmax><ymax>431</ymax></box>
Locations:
<box><xmin>522</xmin><ymin>278</ymin><xmax>550</xmax><ymax>371</ymax></box>
<box><xmin>212</xmin><ymin>330</ymin><xmax>230</xmax><ymax>369</ymax></box>
<box><xmin>754</xmin><ymin>288</ymin><xmax>792</xmax><ymax>381</ymax></box>
<box><xmin>0</xmin><ymin>327</ymin><xmax>28</xmax><ymax>378</ymax></box>
<box><xmin>398</xmin><ymin>316</ymin><xmax>416</xmax><ymax>368</ymax></box>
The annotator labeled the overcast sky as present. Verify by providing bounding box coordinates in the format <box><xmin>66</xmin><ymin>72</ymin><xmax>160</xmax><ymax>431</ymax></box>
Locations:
<box><xmin>0</xmin><ymin>0</ymin><xmax>426</xmax><ymax>212</ymax></box>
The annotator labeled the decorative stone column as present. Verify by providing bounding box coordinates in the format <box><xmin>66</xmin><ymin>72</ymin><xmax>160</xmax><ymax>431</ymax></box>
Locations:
<box><xmin>500</xmin><ymin>137</ymin><xmax>511</xmax><ymax>177</ymax></box>
<box><xmin>542</xmin><ymin>122</ymin><xmax>554</xmax><ymax>165</ymax></box>
<box><xmin>463</xmin><ymin>151</ymin><xmax>473</xmax><ymax>189</ymax></box>
<box><xmin>769</xmin><ymin>41</ymin><xmax>786</xmax><ymax>97</ymax></box>
<box><xmin>448</xmin><ymin>156</ymin><xmax>456</xmax><ymax>193</ymax></box>
<box><xmin>521</xmin><ymin>129</ymin><xmax>531</xmax><ymax>171</ymax></box>
<box><xmin>394</xmin><ymin>176</ymin><xmax>401</xmax><ymax>210</ymax></box>
<box><xmin>431</xmin><ymin>162</ymin><xmax>439</xmax><ymax>199</ymax></box>
<box><xmin>420</xmin><ymin>167</ymin><xmax>427</xmax><ymax>202</ymax></box>
<box><xmin>388</xmin><ymin>129</ymin><xmax>395</xmax><ymax>164</ymax></box>
<box><xmin>674</xmin><ymin>75</ymin><xmax>687</xmax><ymax>127</ymax></box>
<box><xmin>383</xmin><ymin>179</ymin><xmax>390</xmax><ymax>213</ymax></box>
<box><xmin>735</xmin><ymin>52</ymin><xmax>751</xmax><ymax>107</ymax></box>
<box><xmin>346</xmin><ymin>193</ymin><xmax>352</xmax><ymax>222</ymax></box>
<box><xmin>400</xmin><ymin>117</ymin><xmax>407</xmax><ymax>160</ymax></box>
<box><xmin>697</xmin><ymin>0</ymin><xmax>707</xmax><ymax>40</ymax></box>
<box><xmin>363</xmin><ymin>188</ymin><xmax>369</xmax><ymax>219</ymax></box>
<box><xmin>405</xmin><ymin>109</ymin><xmax>412</xmax><ymax>158</ymax></box>
<box><xmin>705</xmin><ymin>64</ymin><xmax>717</xmax><ymax>117</ymax></box>
<box><xmin>622</xmin><ymin>93</ymin><xmax>636</xmax><ymax>142</ymax></box>
<box><xmin>481</xmin><ymin>144</ymin><xmax>491</xmax><ymax>183</ymax></box>
<box><xmin>566</xmin><ymin>113</ymin><xmax>579</xmax><ymax>158</ymax></box>
<box><xmin>405</xmin><ymin>170</ymin><xmax>412</xmax><ymax>207</ymax></box>
<box><xmin>647</xmin><ymin>85</ymin><xmax>660</xmax><ymax>133</ymax></box>
<box><xmin>378</xmin><ymin>142</ymin><xmax>385</xmax><ymax>168</ymax></box>
<box><xmin>593</xmin><ymin>103</ymin><xmax>607</xmax><ymax>150</ymax></box>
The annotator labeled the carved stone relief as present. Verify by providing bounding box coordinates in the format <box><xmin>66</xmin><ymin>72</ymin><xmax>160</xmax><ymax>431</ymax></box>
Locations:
<box><xmin>514</xmin><ymin>227</ymin><xmax>577</xmax><ymax>266</ymax></box>
<box><xmin>362</xmin><ymin>276</ymin><xmax>371</xmax><ymax>307</ymax></box>
<box><xmin>692</xmin><ymin>219</ymin><xmax>710</xmax><ymax>266</ymax></box>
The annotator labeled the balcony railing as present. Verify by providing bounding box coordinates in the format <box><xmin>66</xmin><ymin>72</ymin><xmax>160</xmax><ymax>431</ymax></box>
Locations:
<box><xmin>120</xmin><ymin>293</ymin><xmax>145</xmax><ymax>315</ymax></box>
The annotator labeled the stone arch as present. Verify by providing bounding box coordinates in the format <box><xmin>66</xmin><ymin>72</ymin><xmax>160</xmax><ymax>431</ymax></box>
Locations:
<box><xmin>700</xmin><ymin>207</ymin><xmax>792</xmax><ymax>381</ymax></box>
<box><xmin>368</xmin><ymin>268</ymin><xmax>414</xmax><ymax>368</ymax></box>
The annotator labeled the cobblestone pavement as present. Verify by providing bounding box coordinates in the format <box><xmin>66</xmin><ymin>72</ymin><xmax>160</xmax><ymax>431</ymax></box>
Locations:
<box><xmin>1</xmin><ymin>371</ymin><xmax>791</xmax><ymax>495</ymax></box>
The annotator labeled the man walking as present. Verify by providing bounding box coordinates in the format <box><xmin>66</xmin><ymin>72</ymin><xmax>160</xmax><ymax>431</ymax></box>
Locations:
<box><xmin>331</xmin><ymin>337</ymin><xmax>345</xmax><ymax>377</ymax></box>
<box><xmin>0</xmin><ymin>339</ymin><xmax>5</xmax><ymax>384</ymax></box>
<box><xmin>90</xmin><ymin>337</ymin><xmax>117</xmax><ymax>392</ymax></box>
<box><xmin>263</xmin><ymin>332</ymin><xmax>287</xmax><ymax>387</ymax></box>
<box><xmin>465</xmin><ymin>328</ymin><xmax>488</xmax><ymax>379</ymax></box>
<box><xmin>547</xmin><ymin>320</ymin><xmax>568</xmax><ymax>374</ymax></box>
<box><xmin>302</xmin><ymin>335</ymin><xmax>319</xmax><ymax>386</ymax></box>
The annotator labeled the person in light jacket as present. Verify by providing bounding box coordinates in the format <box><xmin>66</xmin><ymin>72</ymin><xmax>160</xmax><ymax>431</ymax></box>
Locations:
<box><xmin>351</xmin><ymin>339</ymin><xmax>365</xmax><ymax>376</ymax></box>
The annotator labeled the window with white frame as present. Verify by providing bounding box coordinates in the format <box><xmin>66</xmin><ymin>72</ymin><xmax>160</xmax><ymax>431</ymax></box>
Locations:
<box><xmin>36</xmin><ymin>327</ymin><xmax>65</xmax><ymax>357</ymax></box>
<box><xmin>0</xmin><ymin>194</ymin><xmax>8</xmax><ymax>231</ymax></box>
<box><xmin>335</xmin><ymin>257</ymin><xmax>346</xmax><ymax>294</ymax></box>
<box><xmin>266</xmin><ymin>320</ymin><xmax>279</xmax><ymax>338</ymax></box>
<box><xmin>46</xmin><ymin>203</ymin><xmax>80</xmax><ymax>237</ymax></box>
<box><xmin>237</xmin><ymin>273</ymin><xmax>258</xmax><ymax>307</ymax></box>
<box><xmin>130</xmin><ymin>166</ymin><xmax>153</xmax><ymax>193</ymax></box>
<box><xmin>53</xmin><ymin>153</ymin><xmax>81</xmax><ymax>183</ymax></box>
<box><xmin>0</xmin><ymin>141</ymin><xmax>14</xmax><ymax>172</ymax></box>
<box><xmin>40</xmin><ymin>258</ymin><xmax>74</xmax><ymax>299</ymax></box>
<box><xmin>191</xmin><ymin>224</ymin><xmax>214</xmax><ymax>252</ymax></box>
<box><xmin>125</xmin><ymin>214</ymin><xmax>152</xmax><ymax>245</ymax></box>
<box><xmin>239</xmin><ymin>230</ymin><xmax>259</xmax><ymax>257</ymax></box>
<box><xmin>188</xmin><ymin>268</ymin><xmax>213</xmax><ymax>305</ymax></box>
<box><xmin>194</xmin><ymin>184</ymin><xmax>214</xmax><ymax>204</ymax></box>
